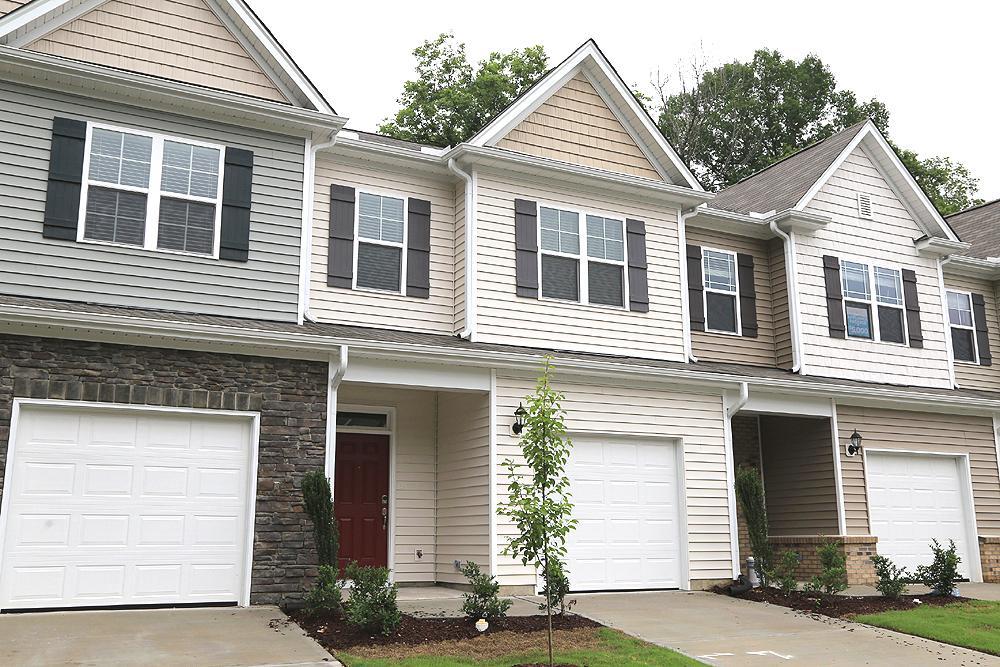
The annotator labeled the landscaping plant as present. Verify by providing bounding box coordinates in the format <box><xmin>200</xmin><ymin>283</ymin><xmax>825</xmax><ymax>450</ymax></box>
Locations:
<box><xmin>499</xmin><ymin>358</ymin><xmax>577</xmax><ymax>667</ymax></box>
<box><xmin>538</xmin><ymin>558</ymin><xmax>575</xmax><ymax>615</ymax></box>
<box><xmin>768</xmin><ymin>550</ymin><xmax>800</xmax><ymax>596</ymax></box>
<box><xmin>304</xmin><ymin>564</ymin><xmax>342</xmax><ymax>615</ymax></box>
<box><xmin>302</xmin><ymin>469</ymin><xmax>340</xmax><ymax>568</ymax></box>
<box><xmin>870</xmin><ymin>554</ymin><xmax>909</xmax><ymax>599</ymax></box>
<box><xmin>343</xmin><ymin>562</ymin><xmax>401</xmax><ymax>636</ymax></box>
<box><xmin>734</xmin><ymin>465</ymin><xmax>772</xmax><ymax>586</ymax></box>
<box><xmin>804</xmin><ymin>540</ymin><xmax>848</xmax><ymax>595</ymax></box>
<box><xmin>916</xmin><ymin>539</ymin><xmax>961</xmax><ymax>596</ymax></box>
<box><xmin>460</xmin><ymin>561</ymin><xmax>512</xmax><ymax>622</ymax></box>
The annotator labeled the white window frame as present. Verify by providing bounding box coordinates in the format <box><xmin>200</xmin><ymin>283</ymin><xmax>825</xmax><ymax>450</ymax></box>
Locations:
<box><xmin>77</xmin><ymin>121</ymin><xmax>225</xmax><ymax>259</ymax></box>
<box><xmin>536</xmin><ymin>202</ymin><xmax>629</xmax><ymax>310</ymax></box>
<box><xmin>352</xmin><ymin>188</ymin><xmax>409</xmax><ymax>295</ymax></box>
<box><xmin>701</xmin><ymin>246</ymin><xmax>741</xmax><ymax>335</ymax></box>
<box><xmin>946</xmin><ymin>289</ymin><xmax>978</xmax><ymax>365</ymax></box>
<box><xmin>840</xmin><ymin>258</ymin><xmax>908</xmax><ymax>345</ymax></box>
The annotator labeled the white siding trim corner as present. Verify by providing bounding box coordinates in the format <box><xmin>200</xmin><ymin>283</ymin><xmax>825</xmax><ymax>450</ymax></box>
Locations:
<box><xmin>830</xmin><ymin>400</ymin><xmax>848</xmax><ymax>535</ymax></box>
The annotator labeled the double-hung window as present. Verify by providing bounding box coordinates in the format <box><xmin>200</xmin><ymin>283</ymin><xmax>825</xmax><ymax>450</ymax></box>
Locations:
<box><xmin>841</xmin><ymin>260</ymin><xmax>906</xmax><ymax>343</ymax></box>
<box><xmin>703</xmin><ymin>248</ymin><xmax>739</xmax><ymax>333</ymax></box>
<box><xmin>947</xmin><ymin>291</ymin><xmax>977</xmax><ymax>362</ymax></box>
<box><xmin>356</xmin><ymin>192</ymin><xmax>405</xmax><ymax>292</ymax></box>
<box><xmin>585</xmin><ymin>215</ymin><xmax>625</xmax><ymax>307</ymax></box>
<box><xmin>80</xmin><ymin>123</ymin><xmax>224</xmax><ymax>257</ymax></box>
<box><xmin>538</xmin><ymin>206</ymin><xmax>629</xmax><ymax>307</ymax></box>
<box><xmin>539</xmin><ymin>206</ymin><xmax>581</xmax><ymax>302</ymax></box>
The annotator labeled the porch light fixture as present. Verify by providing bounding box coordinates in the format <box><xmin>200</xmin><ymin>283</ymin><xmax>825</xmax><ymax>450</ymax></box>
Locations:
<box><xmin>512</xmin><ymin>403</ymin><xmax>527</xmax><ymax>435</ymax></box>
<box><xmin>847</xmin><ymin>429</ymin><xmax>863</xmax><ymax>457</ymax></box>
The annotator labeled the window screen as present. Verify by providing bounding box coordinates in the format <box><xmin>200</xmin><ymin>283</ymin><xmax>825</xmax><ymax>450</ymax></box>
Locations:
<box><xmin>89</xmin><ymin>128</ymin><xmax>152</xmax><ymax>188</ymax></box>
<box><xmin>161</xmin><ymin>141</ymin><xmax>220</xmax><ymax>199</ymax></box>
<box><xmin>845</xmin><ymin>302</ymin><xmax>873</xmax><ymax>339</ymax></box>
<box><xmin>948</xmin><ymin>292</ymin><xmax>974</xmax><ymax>327</ymax></box>
<box><xmin>952</xmin><ymin>328</ymin><xmax>976</xmax><ymax>362</ymax></box>
<box><xmin>539</xmin><ymin>207</ymin><xmax>579</xmax><ymax>254</ymax></box>
<box><xmin>541</xmin><ymin>254</ymin><xmax>579</xmax><ymax>301</ymax></box>
<box><xmin>703</xmin><ymin>249</ymin><xmax>737</xmax><ymax>291</ymax></box>
<box><xmin>706</xmin><ymin>291</ymin><xmax>737</xmax><ymax>333</ymax></box>
<box><xmin>588</xmin><ymin>262</ymin><xmax>624</xmax><ymax>307</ymax></box>
<box><xmin>878</xmin><ymin>305</ymin><xmax>905</xmax><ymax>344</ymax></box>
<box><xmin>358</xmin><ymin>193</ymin><xmax>404</xmax><ymax>243</ymax></box>
<box><xmin>357</xmin><ymin>243</ymin><xmax>402</xmax><ymax>292</ymax></box>
<box><xmin>83</xmin><ymin>187</ymin><xmax>147</xmax><ymax>246</ymax></box>
<box><xmin>586</xmin><ymin>215</ymin><xmax>624</xmax><ymax>261</ymax></box>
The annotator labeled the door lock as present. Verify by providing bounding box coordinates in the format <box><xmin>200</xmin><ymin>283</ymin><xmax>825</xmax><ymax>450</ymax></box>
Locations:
<box><xmin>382</xmin><ymin>506</ymin><xmax>388</xmax><ymax>530</ymax></box>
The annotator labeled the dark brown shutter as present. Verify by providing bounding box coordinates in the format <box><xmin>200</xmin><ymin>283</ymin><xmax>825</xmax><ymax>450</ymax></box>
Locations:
<box><xmin>626</xmin><ymin>219</ymin><xmax>648</xmax><ymax>312</ymax></box>
<box><xmin>219</xmin><ymin>147</ymin><xmax>253</xmax><ymax>262</ymax></box>
<box><xmin>687</xmin><ymin>244</ymin><xmax>705</xmax><ymax>331</ymax></box>
<box><xmin>514</xmin><ymin>198</ymin><xmax>538</xmax><ymax>298</ymax></box>
<box><xmin>823</xmin><ymin>255</ymin><xmax>846</xmax><ymax>338</ymax></box>
<box><xmin>737</xmin><ymin>253</ymin><xmax>758</xmax><ymax>337</ymax></box>
<box><xmin>900</xmin><ymin>269</ymin><xmax>923</xmax><ymax>349</ymax></box>
<box><xmin>43</xmin><ymin>117</ymin><xmax>87</xmax><ymax>240</ymax></box>
<box><xmin>972</xmin><ymin>292</ymin><xmax>992</xmax><ymax>366</ymax></box>
<box><xmin>406</xmin><ymin>198</ymin><xmax>431</xmax><ymax>298</ymax></box>
<box><xmin>327</xmin><ymin>184</ymin><xmax>355</xmax><ymax>288</ymax></box>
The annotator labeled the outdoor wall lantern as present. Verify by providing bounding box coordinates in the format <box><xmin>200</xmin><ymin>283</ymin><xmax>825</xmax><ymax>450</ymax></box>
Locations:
<box><xmin>511</xmin><ymin>403</ymin><xmax>527</xmax><ymax>435</ymax></box>
<box><xmin>847</xmin><ymin>429</ymin><xmax>863</xmax><ymax>457</ymax></box>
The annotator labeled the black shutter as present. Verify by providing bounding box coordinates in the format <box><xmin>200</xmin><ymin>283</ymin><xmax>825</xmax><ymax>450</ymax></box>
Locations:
<box><xmin>406</xmin><ymin>198</ymin><xmax>431</xmax><ymax>298</ymax></box>
<box><xmin>687</xmin><ymin>244</ymin><xmax>705</xmax><ymax>331</ymax></box>
<box><xmin>972</xmin><ymin>292</ymin><xmax>992</xmax><ymax>366</ymax></box>
<box><xmin>900</xmin><ymin>269</ymin><xmax>923</xmax><ymax>349</ymax></box>
<box><xmin>626</xmin><ymin>219</ymin><xmax>648</xmax><ymax>312</ymax></box>
<box><xmin>823</xmin><ymin>255</ymin><xmax>846</xmax><ymax>338</ymax></box>
<box><xmin>43</xmin><ymin>117</ymin><xmax>87</xmax><ymax>240</ymax></box>
<box><xmin>327</xmin><ymin>184</ymin><xmax>355</xmax><ymax>288</ymax></box>
<box><xmin>220</xmin><ymin>147</ymin><xmax>253</xmax><ymax>261</ymax></box>
<box><xmin>737</xmin><ymin>253</ymin><xmax>758</xmax><ymax>337</ymax></box>
<box><xmin>514</xmin><ymin>198</ymin><xmax>538</xmax><ymax>298</ymax></box>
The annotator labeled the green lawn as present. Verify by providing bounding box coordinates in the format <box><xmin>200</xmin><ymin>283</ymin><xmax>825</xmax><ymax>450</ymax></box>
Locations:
<box><xmin>340</xmin><ymin>628</ymin><xmax>701</xmax><ymax>666</ymax></box>
<box><xmin>855</xmin><ymin>600</ymin><xmax>1000</xmax><ymax>656</ymax></box>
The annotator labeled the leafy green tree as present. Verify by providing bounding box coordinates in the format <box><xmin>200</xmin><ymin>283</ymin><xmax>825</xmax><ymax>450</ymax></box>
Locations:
<box><xmin>379</xmin><ymin>33</ymin><xmax>547</xmax><ymax>147</ymax></box>
<box><xmin>499</xmin><ymin>358</ymin><xmax>576</xmax><ymax>667</ymax></box>
<box><xmin>735</xmin><ymin>465</ymin><xmax>772</xmax><ymax>586</ymax></box>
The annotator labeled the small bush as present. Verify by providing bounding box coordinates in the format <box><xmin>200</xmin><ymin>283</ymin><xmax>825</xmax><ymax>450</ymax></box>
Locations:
<box><xmin>460</xmin><ymin>561</ymin><xmax>512</xmax><ymax>621</ymax></box>
<box><xmin>915</xmin><ymin>539</ymin><xmax>961</xmax><ymax>596</ymax></box>
<box><xmin>304</xmin><ymin>564</ymin><xmax>342</xmax><ymax>615</ymax></box>
<box><xmin>735</xmin><ymin>466</ymin><xmax>772</xmax><ymax>586</ymax></box>
<box><xmin>768</xmin><ymin>550</ymin><xmax>800</xmax><ymax>596</ymax></box>
<box><xmin>538</xmin><ymin>559</ymin><xmax>575</xmax><ymax>615</ymax></box>
<box><xmin>804</xmin><ymin>540</ymin><xmax>848</xmax><ymax>595</ymax></box>
<box><xmin>870</xmin><ymin>555</ymin><xmax>909</xmax><ymax>599</ymax></box>
<box><xmin>302</xmin><ymin>470</ymin><xmax>339</xmax><ymax>567</ymax></box>
<box><xmin>343</xmin><ymin>562</ymin><xmax>401</xmax><ymax>636</ymax></box>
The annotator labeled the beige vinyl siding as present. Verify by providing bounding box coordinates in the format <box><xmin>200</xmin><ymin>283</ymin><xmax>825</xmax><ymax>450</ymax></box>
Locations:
<box><xmin>836</xmin><ymin>404</ymin><xmax>1000</xmax><ymax>537</ymax></box>
<box><xmin>454</xmin><ymin>181</ymin><xmax>467</xmax><ymax>333</ymax></box>
<box><xmin>798</xmin><ymin>146</ymin><xmax>952</xmax><ymax>387</ymax></box>
<box><xmin>0</xmin><ymin>1</ymin><xmax>25</xmax><ymax>17</ymax></box>
<box><xmin>496</xmin><ymin>72</ymin><xmax>661</xmax><ymax>181</ymax></box>
<box><xmin>436</xmin><ymin>391</ymin><xmax>491</xmax><ymax>582</ymax></box>
<box><xmin>770</xmin><ymin>238</ymin><xmax>794</xmax><ymax>369</ymax></box>
<box><xmin>688</xmin><ymin>228</ymin><xmax>776</xmax><ymax>367</ymax></box>
<box><xmin>475</xmin><ymin>168</ymin><xmax>686</xmax><ymax>360</ymax></box>
<box><xmin>338</xmin><ymin>384</ymin><xmax>438</xmax><ymax>583</ymax></box>
<box><xmin>759</xmin><ymin>416</ymin><xmax>838</xmax><ymax>535</ymax></box>
<box><xmin>27</xmin><ymin>0</ymin><xmax>287</xmax><ymax>102</ymax></box>
<box><xmin>310</xmin><ymin>152</ymin><xmax>457</xmax><ymax>335</ymax></box>
<box><xmin>494</xmin><ymin>372</ymin><xmax>732</xmax><ymax>587</ymax></box>
<box><xmin>944</xmin><ymin>273</ymin><xmax>1000</xmax><ymax>392</ymax></box>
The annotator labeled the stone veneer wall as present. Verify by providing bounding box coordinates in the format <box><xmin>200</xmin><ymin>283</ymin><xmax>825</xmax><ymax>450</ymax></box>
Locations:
<box><xmin>0</xmin><ymin>334</ymin><xmax>328</xmax><ymax>604</ymax></box>
<box><xmin>769</xmin><ymin>535</ymin><xmax>877</xmax><ymax>585</ymax></box>
<box><xmin>981</xmin><ymin>537</ymin><xmax>1000</xmax><ymax>583</ymax></box>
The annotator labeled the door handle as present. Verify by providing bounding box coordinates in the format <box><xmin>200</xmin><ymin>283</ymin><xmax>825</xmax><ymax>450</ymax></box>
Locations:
<box><xmin>382</xmin><ymin>506</ymin><xmax>388</xmax><ymax>530</ymax></box>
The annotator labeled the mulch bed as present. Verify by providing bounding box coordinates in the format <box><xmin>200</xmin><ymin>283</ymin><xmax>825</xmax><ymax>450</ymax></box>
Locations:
<box><xmin>714</xmin><ymin>584</ymin><xmax>969</xmax><ymax>619</ymax></box>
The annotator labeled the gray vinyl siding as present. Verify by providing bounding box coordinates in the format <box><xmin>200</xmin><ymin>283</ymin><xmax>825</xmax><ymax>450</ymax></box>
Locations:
<box><xmin>0</xmin><ymin>81</ymin><xmax>305</xmax><ymax>321</ymax></box>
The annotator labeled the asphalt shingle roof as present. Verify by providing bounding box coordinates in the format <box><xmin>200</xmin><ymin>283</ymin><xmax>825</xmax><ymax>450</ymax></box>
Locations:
<box><xmin>946</xmin><ymin>199</ymin><xmax>1000</xmax><ymax>259</ymax></box>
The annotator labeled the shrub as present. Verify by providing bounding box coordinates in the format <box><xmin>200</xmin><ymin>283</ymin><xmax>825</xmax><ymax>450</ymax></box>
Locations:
<box><xmin>460</xmin><ymin>561</ymin><xmax>512</xmax><ymax>621</ymax></box>
<box><xmin>302</xmin><ymin>470</ymin><xmax>339</xmax><ymax>567</ymax></box>
<box><xmin>915</xmin><ymin>539</ymin><xmax>961</xmax><ymax>596</ymax></box>
<box><xmin>538</xmin><ymin>559</ymin><xmax>575</xmax><ymax>615</ymax></box>
<box><xmin>343</xmin><ymin>562</ymin><xmax>401</xmax><ymax>636</ymax></box>
<box><xmin>734</xmin><ymin>465</ymin><xmax>772</xmax><ymax>586</ymax></box>
<box><xmin>870</xmin><ymin>554</ymin><xmax>909</xmax><ymax>599</ymax></box>
<box><xmin>304</xmin><ymin>564</ymin><xmax>342</xmax><ymax>615</ymax></box>
<box><xmin>804</xmin><ymin>540</ymin><xmax>848</xmax><ymax>595</ymax></box>
<box><xmin>768</xmin><ymin>550</ymin><xmax>800</xmax><ymax>596</ymax></box>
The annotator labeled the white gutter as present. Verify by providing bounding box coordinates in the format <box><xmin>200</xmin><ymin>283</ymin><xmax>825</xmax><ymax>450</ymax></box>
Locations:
<box><xmin>938</xmin><ymin>256</ymin><xmax>959</xmax><ymax>389</ymax></box>
<box><xmin>726</xmin><ymin>381</ymin><xmax>749</xmax><ymax>418</ymax></box>
<box><xmin>679</xmin><ymin>209</ymin><xmax>697</xmax><ymax>362</ymax></box>
<box><xmin>769</xmin><ymin>219</ymin><xmax>803</xmax><ymax>373</ymax></box>
<box><xmin>448</xmin><ymin>158</ymin><xmax>477</xmax><ymax>340</ymax></box>
<box><xmin>299</xmin><ymin>131</ymin><xmax>340</xmax><ymax>324</ymax></box>
<box><xmin>325</xmin><ymin>345</ymin><xmax>349</xmax><ymax>481</ymax></box>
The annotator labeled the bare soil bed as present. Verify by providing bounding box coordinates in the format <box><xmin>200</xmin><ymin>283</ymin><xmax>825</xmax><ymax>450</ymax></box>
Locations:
<box><xmin>716</xmin><ymin>584</ymin><xmax>968</xmax><ymax>618</ymax></box>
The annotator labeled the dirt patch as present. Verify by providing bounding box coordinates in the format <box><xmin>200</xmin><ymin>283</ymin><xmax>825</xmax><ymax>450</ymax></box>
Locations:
<box><xmin>715</xmin><ymin>584</ymin><xmax>969</xmax><ymax>619</ymax></box>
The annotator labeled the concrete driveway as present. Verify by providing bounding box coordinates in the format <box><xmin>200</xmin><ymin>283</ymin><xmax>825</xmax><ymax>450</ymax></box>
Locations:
<box><xmin>0</xmin><ymin>606</ymin><xmax>337</xmax><ymax>667</ymax></box>
<box><xmin>570</xmin><ymin>590</ymin><xmax>1000</xmax><ymax>666</ymax></box>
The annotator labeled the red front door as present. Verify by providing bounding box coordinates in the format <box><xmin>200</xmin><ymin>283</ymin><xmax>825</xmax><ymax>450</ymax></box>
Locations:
<box><xmin>334</xmin><ymin>433</ymin><xmax>390</xmax><ymax>573</ymax></box>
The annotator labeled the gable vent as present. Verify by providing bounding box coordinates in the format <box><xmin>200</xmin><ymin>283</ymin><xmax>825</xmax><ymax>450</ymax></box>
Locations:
<box><xmin>857</xmin><ymin>192</ymin><xmax>873</xmax><ymax>219</ymax></box>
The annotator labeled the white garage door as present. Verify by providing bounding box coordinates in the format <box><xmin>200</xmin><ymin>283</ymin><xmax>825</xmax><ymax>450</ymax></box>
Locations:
<box><xmin>866</xmin><ymin>452</ymin><xmax>973</xmax><ymax>578</ymax></box>
<box><xmin>0</xmin><ymin>403</ymin><xmax>255</xmax><ymax>610</ymax></box>
<box><xmin>565</xmin><ymin>436</ymin><xmax>681</xmax><ymax>591</ymax></box>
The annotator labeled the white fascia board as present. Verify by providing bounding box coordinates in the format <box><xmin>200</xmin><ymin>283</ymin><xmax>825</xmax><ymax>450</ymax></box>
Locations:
<box><xmin>915</xmin><ymin>236</ymin><xmax>971</xmax><ymax>258</ymax></box>
<box><xmin>0</xmin><ymin>0</ymin><xmax>72</xmax><ymax>37</ymax></box>
<box><xmin>2</xmin><ymin>0</ymin><xmax>106</xmax><ymax>47</ymax></box>
<box><xmin>768</xmin><ymin>209</ymin><xmax>831</xmax><ymax>235</ymax></box>
<box><xmin>683</xmin><ymin>206</ymin><xmax>773</xmax><ymax>239</ymax></box>
<box><xmin>342</xmin><ymin>357</ymin><xmax>490</xmax><ymax>392</ymax></box>
<box><xmin>330</xmin><ymin>135</ymin><xmax>452</xmax><ymax>173</ymax></box>
<box><xmin>943</xmin><ymin>255</ymin><xmax>1000</xmax><ymax>280</ymax></box>
<box><xmin>743</xmin><ymin>392</ymin><xmax>833</xmax><ymax>417</ymax></box>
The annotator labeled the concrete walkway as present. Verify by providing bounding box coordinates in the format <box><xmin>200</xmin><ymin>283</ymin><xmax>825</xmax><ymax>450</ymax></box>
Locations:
<box><xmin>842</xmin><ymin>582</ymin><xmax>1000</xmax><ymax>600</ymax></box>
<box><xmin>0</xmin><ymin>606</ymin><xmax>338</xmax><ymax>667</ymax></box>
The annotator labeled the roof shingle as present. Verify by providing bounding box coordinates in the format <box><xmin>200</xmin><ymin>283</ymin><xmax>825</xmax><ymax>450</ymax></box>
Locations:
<box><xmin>946</xmin><ymin>199</ymin><xmax>1000</xmax><ymax>259</ymax></box>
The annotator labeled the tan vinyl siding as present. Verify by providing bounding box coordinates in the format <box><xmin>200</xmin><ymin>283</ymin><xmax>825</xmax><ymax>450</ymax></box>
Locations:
<box><xmin>27</xmin><ymin>0</ymin><xmax>287</xmax><ymax>102</ymax></box>
<box><xmin>436</xmin><ymin>391</ymin><xmax>491</xmax><ymax>582</ymax></box>
<box><xmin>475</xmin><ymin>168</ymin><xmax>686</xmax><ymax>360</ymax></box>
<box><xmin>688</xmin><ymin>228</ymin><xmax>776</xmax><ymax>367</ymax></box>
<box><xmin>496</xmin><ymin>72</ymin><xmax>661</xmax><ymax>181</ymax></box>
<box><xmin>0</xmin><ymin>1</ymin><xmax>25</xmax><ymax>17</ymax></box>
<box><xmin>494</xmin><ymin>372</ymin><xmax>732</xmax><ymax>587</ymax></box>
<box><xmin>310</xmin><ymin>152</ymin><xmax>457</xmax><ymax>335</ymax></box>
<box><xmin>836</xmin><ymin>404</ymin><xmax>1000</xmax><ymax>537</ymax></box>
<box><xmin>759</xmin><ymin>416</ymin><xmax>838</xmax><ymax>535</ymax></box>
<box><xmin>944</xmin><ymin>273</ymin><xmax>1000</xmax><ymax>392</ymax></box>
<box><xmin>454</xmin><ymin>181</ymin><xmax>467</xmax><ymax>333</ymax></box>
<box><xmin>770</xmin><ymin>238</ymin><xmax>794</xmax><ymax>369</ymax></box>
<box><xmin>338</xmin><ymin>384</ymin><xmax>438</xmax><ymax>583</ymax></box>
<box><xmin>798</xmin><ymin>146</ymin><xmax>952</xmax><ymax>387</ymax></box>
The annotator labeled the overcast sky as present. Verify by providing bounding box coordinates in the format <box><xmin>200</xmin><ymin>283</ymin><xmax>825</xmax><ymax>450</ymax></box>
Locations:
<box><xmin>253</xmin><ymin>0</ymin><xmax>999</xmax><ymax>201</ymax></box>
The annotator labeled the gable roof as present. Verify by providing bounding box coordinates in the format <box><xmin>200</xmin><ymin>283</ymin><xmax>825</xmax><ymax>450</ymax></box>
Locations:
<box><xmin>0</xmin><ymin>0</ymin><xmax>334</xmax><ymax>113</ymax></box>
<box><xmin>468</xmin><ymin>39</ymin><xmax>702</xmax><ymax>190</ymax></box>
<box><xmin>947</xmin><ymin>199</ymin><xmax>1000</xmax><ymax>259</ymax></box>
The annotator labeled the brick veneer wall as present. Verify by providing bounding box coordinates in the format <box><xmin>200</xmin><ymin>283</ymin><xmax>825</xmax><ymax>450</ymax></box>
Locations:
<box><xmin>769</xmin><ymin>535</ymin><xmax>877</xmax><ymax>585</ymax></box>
<box><xmin>981</xmin><ymin>536</ymin><xmax>1000</xmax><ymax>584</ymax></box>
<box><xmin>0</xmin><ymin>334</ymin><xmax>328</xmax><ymax>604</ymax></box>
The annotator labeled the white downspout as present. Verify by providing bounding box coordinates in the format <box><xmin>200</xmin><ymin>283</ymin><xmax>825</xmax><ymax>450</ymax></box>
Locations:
<box><xmin>448</xmin><ymin>158</ymin><xmax>476</xmax><ymax>340</ymax></box>
<box><xmin>325</xmin><ymin>344</ymin><xmax>349</xmax><ymax>482</ymax></box>
<box><xmin>769</xmin><ymin>220</ymin><xmax>802</xmax><ymax>373</ymax></box>
<box><xmin>723</xmin><ymin>381</ymin><xmax>749</xmax><ymax>579</ymax></box>
<box><xmin>939</xmin><ymin>256</ymin><xmax>958</xmax><ymax>389</ymax></box>
<box><xmin>678</xmin><ymin>209</ymin><xmax>697</xmax><ymax>362</ymax></box>
<box><xmin>299</xmin><ymin>131</ymin><xmax>340</xmax><ymax>324</ymax></box>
